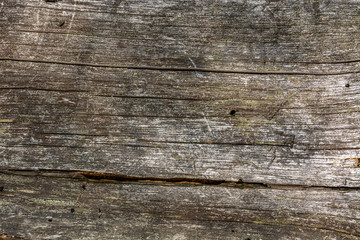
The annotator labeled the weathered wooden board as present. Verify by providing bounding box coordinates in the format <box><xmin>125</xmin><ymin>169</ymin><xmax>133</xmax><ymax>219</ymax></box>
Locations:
<box><xmin>1</xmin><ymin>0</ymin><xmax>360</xmax><ymax>239</ymax></box>
<box><xmin>1</xmin><ymin>171</ymin><xmax>360</xmax><ymax>239</ymax></box>
<box><xmin>1</xmin><ymin>60</ymin><xmax>360</xmax><ymax>187</ymax></box>
<box><xmin>0</xmin><ymin>0</ymin><xmax>359</xmax><ymax>73</ymax></box>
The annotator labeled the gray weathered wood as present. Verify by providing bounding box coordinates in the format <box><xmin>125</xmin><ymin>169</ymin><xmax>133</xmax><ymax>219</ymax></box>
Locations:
<box><xmin>0</xmin><ymin>0</ymin><xmax>359</xmax><ymax>72</ymax></box>
<box><xmin>1</xmin><ymin>0</ymin><xmax>360</xmax><ymax>238</ymax></box>
<box><xmin>1</xmin><ymin>171</ymin><xmax>360</xmax><ymax>239</ymax></box>
<box><xmin>1</xmin><ymin>60</ymin><xmax>360</xmax><ymax>187</ymax></box>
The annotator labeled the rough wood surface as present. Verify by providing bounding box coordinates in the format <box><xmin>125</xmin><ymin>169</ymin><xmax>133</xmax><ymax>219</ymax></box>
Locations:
<box><xmin>2</xmin><ymin>60</ymin><xmax>360</xmax><ymax>187</ymax></box>
<box><xmin>1</xmin><ymin>0</ymin><xmax>359</xmax><ymax>73</ymax></box>
<box><xmin>1</xmin><ymin>170</ymin><xmax>360</xmax><ymax>239</ymax></box>
<box><xmin>0</xmin><ymin>0</ymin><xmax>360</xmax><ymax>239</ymax></box>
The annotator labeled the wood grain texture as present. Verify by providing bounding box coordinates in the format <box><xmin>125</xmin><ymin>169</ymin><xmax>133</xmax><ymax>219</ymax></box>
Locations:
<box><xmin>1</xmin><ymin>171</ymin><xmax>360</xmax><ymax>240</ymax></box>
<box><xmin>0</xmin><ymin>0</ymin><xmax>359</xmax><ymax>73</ymax></box>
<box><xmin>1</xmin><ymin>60</ymin><xmax>360</xmax><ymax>187</ymax></box>
<box><xmin>0</xmin><ymin>0</ymin><xmax>360</xmax><ymax>239</ymax></box>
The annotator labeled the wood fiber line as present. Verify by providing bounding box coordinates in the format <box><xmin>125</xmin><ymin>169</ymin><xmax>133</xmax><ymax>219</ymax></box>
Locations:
<box><xmin>1</xmin><ymin>58</ymin><xmax>359</xmax><ymax>75</ymax></box>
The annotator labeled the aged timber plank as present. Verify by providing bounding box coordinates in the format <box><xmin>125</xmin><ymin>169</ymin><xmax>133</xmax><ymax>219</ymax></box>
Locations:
<box><xmin>1</xmin><ymin>0</ymin><xmax>360</xmax><ymax>238</ymax></box>
<box><xmin>0</xmin><ymin>0</ymin><xmax>359</xmax><ymax>73</ymax></box>
<box><xmin>1</xmin><ymin>61</ymin><xmax>360</xmax><ymax>186</ymax></box>
<box><xmin>0</xmin><ymin>171</ymin><xmax>360</xmax><ymax>239</ymax></box>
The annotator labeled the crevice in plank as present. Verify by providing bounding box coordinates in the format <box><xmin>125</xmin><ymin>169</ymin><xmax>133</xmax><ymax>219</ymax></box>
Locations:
<box><xmin>136</xmin><ymin>139</ymin><xmax>292</xmax><ymax>148</ymax></box>
<box><xmin>0</xmin><ymin>144</ymin><xmax>88</xmax><ymax>149</ymax></box>
<box><xmin>0</xmin><ymin>139</ymin><xmax>293</xmax><ymax>149</ymax></box>
<box><xmin>0</xmin><ymin>87</ymin><xmax>89</xmax><ymax>93</ymax></box>
<box><xmin>94</xmin><ymin>94</ymin><xmax>206</xmax><ymax>101</ymax></box>
<box><xmin>302</xmin><ymin>59</ymin><xmax>360</xmax><ymax>64</ymax></box>
<box><xmin>1</xmin><ymin>58</ymin><xmax>359</xmax><ymax>76</ymax></box>
<box><xmin>1</xmin><ymin>168</ymin><xmax>360</xmax><ymax>191</ymax></box>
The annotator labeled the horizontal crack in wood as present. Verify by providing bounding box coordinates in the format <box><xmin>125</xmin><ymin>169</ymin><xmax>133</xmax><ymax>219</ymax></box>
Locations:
<box><xmin>1</xmin><ymin>58</ymin><xmax>359</xmax><ymax>76</ymax></box>
<box><xmin>0</xmin><ymin>87</ymin><xmax>89</xmax><ymax>93</ymax></box>
<box><xmin>1</xmin><ymin>168</ymin><xmax>360</xmax><ymax>190</ymax></box>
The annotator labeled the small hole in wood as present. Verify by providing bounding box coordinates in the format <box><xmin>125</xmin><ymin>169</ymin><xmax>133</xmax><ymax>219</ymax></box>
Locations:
<box><xmin>48</xmin><ymin>218</ymin><xmax>53</xmax><ymax>222</ymax></box>
<box><xmin>231</xmin><ymin>230</ymin><xmax>235</xmax><ymax>233</ymax></box>
<box><xmin>59</xmin><ymin>21</ymin><xmax>65</xmax><ymax>27</ymax></box>
<box><xmin>71</xmin><ymin>208</ymin><xmax>75</xmax><ymax>213</ymax></box>
<box><xmin>0</xmin><ymin>186</ymin><xmax>3</xmax><ymax>192</ymax></box>
<box><xmin>82</xmin><ymin>184</ymin><xmax>86</xmax><ymax>190</ymax></box>
<box><xmin>98</xmin><ymin>208</ymin><xmax>102</xmax><ymax>218</ymax></box>
<box><xmin>345</xmin><ymin>83</ymin><xmax>350</xmax><ymax>88</ymax></box>
<box><xmin>230</xmin><ymin>110</ymin><xmax>236</xmax><ymax>116</ymax></box>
